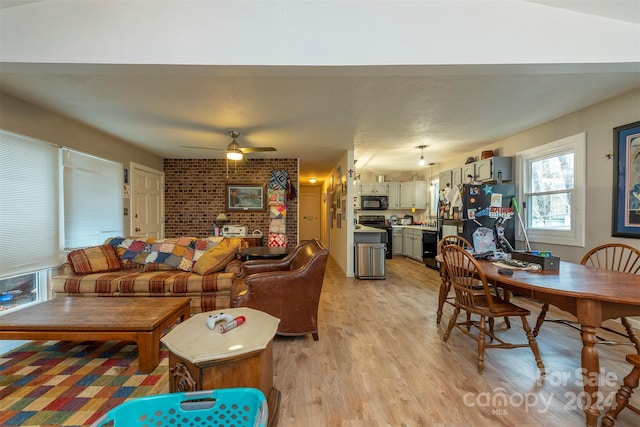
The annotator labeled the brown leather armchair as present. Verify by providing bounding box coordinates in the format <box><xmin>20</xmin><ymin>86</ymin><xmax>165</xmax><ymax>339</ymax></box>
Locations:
<box><xmin>232</xmin><ymin>239</ymin><xmax>329</xmax><ymax>341</ymax></box>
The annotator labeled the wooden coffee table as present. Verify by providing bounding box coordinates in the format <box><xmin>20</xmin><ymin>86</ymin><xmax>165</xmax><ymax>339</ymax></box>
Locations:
<box><xmin>0</xmin><ymin>297</ymin><xmax>191</xmax><ymax>373</ymax></box>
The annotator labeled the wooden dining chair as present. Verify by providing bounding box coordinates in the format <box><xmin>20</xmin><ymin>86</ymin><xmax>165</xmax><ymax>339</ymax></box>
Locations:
<box><xmin>532</xmin><ymin>243</ymin><xmax>640</xmax><ymax>350</ymax></box>
<box><xmin>436</xmin><ymin>235</ymin><xmax>474</xmax><ymax>325</ymax></box>
<box><xmin>441</xmin><ymin>244</ymin><xmax>545</xmax><ymax>375</ymax></box>
<box><xmin>601</xmin><ymin>354</ymin><xmax>640</xmax><ymax>427</ymax></box>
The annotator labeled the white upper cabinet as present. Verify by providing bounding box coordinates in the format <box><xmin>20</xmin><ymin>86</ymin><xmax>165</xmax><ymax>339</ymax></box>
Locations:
<box><xmin>438</xmin><ymin>170</ymin><xmax>452</xmax><ymax>190</ymax></box>
<box><xmin>400</xmin><ymin>181</ymin><xmax>427</xmax><ymax>209</ymax></box>
<box><xmin>387</xmin><ymin>182</ymin><xmax>401</xmax><ymax>208</ymax></box>
<box><xmin>451</xmin><ymin>168</ymin><xmax>463</xmax><ymax>186</ymax></box>
<box><xmin>474</xmin><ymin>157</ymin><xmax>512</xmax><ymax>182</ymax></box>
<box><xmin>462</xmin><ymin>163</ymin><xmax>475</xmax><ymax>182</ymax></box>
<box><xmin>360</xmin><ymin>182</ymin><xmax>388</xmax><ymax>195</ymax></box>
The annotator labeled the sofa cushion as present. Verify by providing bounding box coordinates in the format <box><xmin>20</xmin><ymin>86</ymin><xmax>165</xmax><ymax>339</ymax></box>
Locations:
<box><xmin>192</xmin><ymin>245</ymin><xmax>237</xmax><ymax>275</ymax></box>
<box><xmin>193</xmin><ymin>238</ymin><xmax>246</xmax><ymax>275</ymax></box>
<box><xmin>143</xmin><ymin>262</ymin><xmax>178</xmax><ymax>272</ymax></box>
<box><xmin>67</xmin><ymin>244</ymin><xmax>122</xmax><ymax>274</ymax></box>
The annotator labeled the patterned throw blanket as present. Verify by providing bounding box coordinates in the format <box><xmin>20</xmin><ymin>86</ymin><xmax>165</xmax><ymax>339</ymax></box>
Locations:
<box><xmin>106</xmin><ymin>236</ymin><xmax>226</xmax><ymax>272</ymax></box>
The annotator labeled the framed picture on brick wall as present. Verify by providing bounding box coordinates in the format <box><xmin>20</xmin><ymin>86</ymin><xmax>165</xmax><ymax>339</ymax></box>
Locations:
<box><xmin>226</xmin><ymin>184</ymin><xmax>266</xmax><ymax>212</ymax></box>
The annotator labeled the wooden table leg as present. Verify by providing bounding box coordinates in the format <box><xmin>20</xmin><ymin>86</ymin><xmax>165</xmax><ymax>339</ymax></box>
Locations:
<box><xmin>581</xmin><ymin>325</ymin><xmax>600</xmax><ymax>427</ymax></box>
<box><xmin>577</xmin><ymin>300</ymin><xmax>603</xmax><ymax>427</ymax></box>
<box><xmin>137</xmin><ymin>331</ymin><xmax>158</xmax><ymax>373</ymax></box>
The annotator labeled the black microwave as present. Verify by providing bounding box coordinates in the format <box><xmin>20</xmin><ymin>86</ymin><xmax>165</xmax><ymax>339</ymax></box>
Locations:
<box><xmin>360</xmin><ymin>195</ymin><xmax>388</xmax><ymax>210</ymax></box>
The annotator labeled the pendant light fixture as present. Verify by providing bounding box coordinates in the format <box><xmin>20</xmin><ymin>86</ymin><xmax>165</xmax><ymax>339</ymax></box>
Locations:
<box><xmin>417</xmin><ymin>145</ymin><xmax>427</xmax><ymax>167</ymax></box>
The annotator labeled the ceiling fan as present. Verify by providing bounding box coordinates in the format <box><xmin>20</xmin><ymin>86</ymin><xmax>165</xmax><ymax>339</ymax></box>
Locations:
<box><xmin>182</xmin><ymin>130</ymin><xmax>276</xmax><ymax>160</ymax></box>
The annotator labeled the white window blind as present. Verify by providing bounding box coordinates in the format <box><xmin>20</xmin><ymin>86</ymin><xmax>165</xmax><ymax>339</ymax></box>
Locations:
<box><xmin>63</xmin><ymin>149</ymin><xmax>123</xmax><ymax>249</ymax></box>
<box><xmin>0</xmin><ymin>131</ymin><xmax>61</xmax><ymax>279</ymax></box>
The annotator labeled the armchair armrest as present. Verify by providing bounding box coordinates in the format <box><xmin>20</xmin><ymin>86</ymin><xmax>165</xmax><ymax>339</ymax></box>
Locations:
<box><xmin>236</xmin><ymin>268</ymin><xmax>318</xmax><ymax>311</ymax></box>
<box><xmin>241</xmin><ymin>257</ymin><xmax>292</xmax><ymax>275</ymax></box>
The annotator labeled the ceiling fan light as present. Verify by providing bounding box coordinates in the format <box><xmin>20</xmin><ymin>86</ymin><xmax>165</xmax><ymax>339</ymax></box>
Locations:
<box><xmin>227</xmin><ymin>150</ymin><xmax>243</xmax><ymax>161</ymax></box>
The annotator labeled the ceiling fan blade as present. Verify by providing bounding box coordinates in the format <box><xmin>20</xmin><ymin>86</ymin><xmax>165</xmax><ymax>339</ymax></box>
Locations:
<box><xmin>240</xmin><ymin>147</ymin><xmax>277</xmax><ymax>153</ymax></box>
<box><xmin>180</xmin><ymin>145</ymin><xmax>224</xmax><ymax>151</ymax></box>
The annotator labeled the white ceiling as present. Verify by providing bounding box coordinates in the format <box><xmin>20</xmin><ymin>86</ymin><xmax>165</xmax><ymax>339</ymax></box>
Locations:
<box><xmin>1</xmin><ymin>1</ymin><xmax>639</xmax><ymax>184</ymax></box>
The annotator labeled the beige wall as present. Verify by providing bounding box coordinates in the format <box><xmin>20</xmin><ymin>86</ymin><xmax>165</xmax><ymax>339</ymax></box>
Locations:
<box><xmin>438</xmin><ymin>88</ymin><xmax>640</xmax><ymax>263</ymax></box>
<box><xmin>324</xmin><ymin>150</ymin><xmax>356</xmax><ymax>276</ymax></box>
<box><xmin>0</xmin><ymin>92</ymin><xmax>163</xmax><ymax>170</ymax></box>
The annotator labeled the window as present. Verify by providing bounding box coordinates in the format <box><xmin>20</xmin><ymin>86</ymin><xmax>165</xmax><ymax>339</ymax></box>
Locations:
<box><xmin>0</xmin><ymin>129</ymin><xmax>123</xmax><ymax>312</ymax></box>
<box><xmin>516</xmin><ymin>133</ymin><xmax>586</xmax><ymax>247</ymax></box>
<box><xmin>0</xmin><ymin>131</ymin><xmax>61</xmax><ymax>279</ymax></box>
<box><xmin>0</xmin><ymin>271</ymin><xmax>48</xmax><ymax>313</ymax></box>
<box><xmin>63</xmin><ymin>149</ymin><xmax>123</xmax><ymax>249</ymax></box>
<box><xmin>429</xmin><ymin>178</ymin><xmax>440</xmax><ymax>218</ymax></box>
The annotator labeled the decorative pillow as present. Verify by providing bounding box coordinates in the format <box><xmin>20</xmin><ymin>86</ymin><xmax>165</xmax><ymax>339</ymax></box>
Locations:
<box><xmin>268</xmin><ymin>232</ymin><xmax>288</xmax><ymax>247</ymax></box>
<box><xmin>67</xmin><ymin>244</ymin><xmax>122</xmax><ymax>274</ymax></box>
<box><xmin>193</xmin><ymin>239</ymin><xmax>244</xmax><ymax>275</ymax></box>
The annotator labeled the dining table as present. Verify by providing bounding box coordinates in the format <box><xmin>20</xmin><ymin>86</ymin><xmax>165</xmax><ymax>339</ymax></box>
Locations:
<box><xmin>476</xmin><ymin>260</ymin><xmax>640</xmax><ymax>427</ymax></box>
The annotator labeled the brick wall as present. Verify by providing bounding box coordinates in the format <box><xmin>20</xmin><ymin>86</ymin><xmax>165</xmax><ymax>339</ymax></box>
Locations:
<box><xmin>164</xmin><ymin>158</ymin><xmax>298</xmax><ymax>246</ymax></box>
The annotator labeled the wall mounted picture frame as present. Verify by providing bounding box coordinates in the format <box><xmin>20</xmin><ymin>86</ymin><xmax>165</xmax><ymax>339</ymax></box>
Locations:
<box><xmin>226</xmin><ymin>184</ymin><xmax>265</xmax><ymax>212</ymax></box>
<box><xmin>612</xmin><ymin>121</ymin><xmax>640</xmax><ymax>238</ymax></box>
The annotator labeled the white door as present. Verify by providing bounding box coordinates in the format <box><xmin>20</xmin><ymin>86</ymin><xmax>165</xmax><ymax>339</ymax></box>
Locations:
<box><xmin>131</xmin><ymin>162</ymin><xmax>164</xmax><ymax>239</ymax></box>
<box><xmin>300</xmin><ymin>187</ymin><xmax>321</xmax><ymax>242</ymax></box>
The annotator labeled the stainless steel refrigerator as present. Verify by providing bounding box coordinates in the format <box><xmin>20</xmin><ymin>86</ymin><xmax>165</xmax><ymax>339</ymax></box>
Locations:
<box><xmin>355</xmin><ymin>243</ymin><xmax>386</xmax><ymax>279</ymax></box>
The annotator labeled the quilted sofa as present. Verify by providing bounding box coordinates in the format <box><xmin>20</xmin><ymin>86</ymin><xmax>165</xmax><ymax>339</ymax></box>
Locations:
<box><xmin>52</xmin><ymin>236</ymin><xmax>248</xmax><ymax>314</ymax></box>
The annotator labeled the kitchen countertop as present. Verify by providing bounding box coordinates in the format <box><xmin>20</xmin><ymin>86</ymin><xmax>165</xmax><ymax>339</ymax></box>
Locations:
<box><xmin>354</xmin><ymin>225</ymin><xmax>387</xmax><ymax>233</ymax></box>
<box><xmin>392</xmin><ymin>225</ymin><xmax>439</xmax><ymax>231</ymax></box>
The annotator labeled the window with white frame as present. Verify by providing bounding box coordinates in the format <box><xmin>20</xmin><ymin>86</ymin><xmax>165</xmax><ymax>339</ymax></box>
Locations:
<box><xmin>429</xmin><ymin>178</ymin><xmax>440</xmax><ymax>219</ymax></box>
<box><xmin>63</xmin><ymin>149</ymin><xmax>123</xmax><ymax>249</ymax></box>
<box><xmin>516</xmin><ymin>132</ymin><xmax>586</xmax><ymax>247</ymax></box>
<box><xmin>0</xmin><ymin>129</ymin><xmax>123</xmax><ymax>312</ymax></box>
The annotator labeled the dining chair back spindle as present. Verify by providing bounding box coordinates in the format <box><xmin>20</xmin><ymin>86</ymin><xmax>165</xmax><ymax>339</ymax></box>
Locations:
<box><xmin>436</xmin><ymin>235</ymin><xmax>473</xmax><ymax>325</ymax></box>
<box><xmin>441</xmin><ymin>245</ymin><xmax>545</xmax><ymax>375</ymax></box>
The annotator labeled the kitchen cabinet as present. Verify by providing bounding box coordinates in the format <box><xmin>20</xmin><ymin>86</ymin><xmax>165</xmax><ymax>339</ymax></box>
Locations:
<box><xmin>462</xmin><ymin>163</ymin><xmax>475</xmax><ymax>182</ymax></box>
<box><xmin>356</xmin><ymin>180</ymin><xmax>427</xmax><ymax>209</ymax></box>
<box><xmin>474</xmin><ymin>156</ymin><xmax>512</xmax><ymax>182</ymax></box>
<box><xmin>402</xmin><ymin>229</ymin><xmax>413</xmax><ymax>258</ymax></box>
<box><xmin>438</xmin><ymin>170</ymin><xmax>452</xmax><ymax>190</ymax></box>
<box><xmin>451</xmin><ymin>168</ymin><xmax>463</xmax><ymax>186</ymax></box>
<box><xmin>402</xmin><ymin>228</ymin><xmax>423</xmax><ymax>261</ymax></box>
<box><xmin>400</xmin><ymin>181</ymin><xmax>428</xmax><ymax>209</ymax></box>
<box><xmin>360</xmin><ymin>182</ymin><xmax>388</xmax><ymax>195</ymax></box>
<box><xmin>387</xmin><ymin>183</ymin><xmax>401</xmax><ymax>208</ymax></box>
<box><xmin>392</xmin><ymin>228</ymin><xmax>403</xmax><ymax>255</ymax></box>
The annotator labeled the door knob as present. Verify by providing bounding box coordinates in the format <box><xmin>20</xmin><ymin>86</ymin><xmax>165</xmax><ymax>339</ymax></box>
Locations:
<box><xmin>135</xmin><ymin>227</ymin><xmax>140</xmax><ymax>232</ymax></box>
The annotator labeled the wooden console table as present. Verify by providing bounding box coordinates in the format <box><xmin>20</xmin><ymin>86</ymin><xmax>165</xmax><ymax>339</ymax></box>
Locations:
<box><xmin>161</xmin><ymin>308</ymin><xmax>281</xmax><ymax>427</ymax></box>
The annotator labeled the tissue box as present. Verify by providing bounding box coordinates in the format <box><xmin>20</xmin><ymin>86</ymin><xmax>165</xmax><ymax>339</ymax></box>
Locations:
<box><xmin>512</xmin><ymin>251</ymin><xmax>560</xmax><ymax>271</ymax></box>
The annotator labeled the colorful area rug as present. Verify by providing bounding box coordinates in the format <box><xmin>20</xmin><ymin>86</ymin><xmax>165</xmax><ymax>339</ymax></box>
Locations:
<box><xmin>0</xmin><ymin>340</ymin><xmax>168</xmax><ymax>426</ymax></box>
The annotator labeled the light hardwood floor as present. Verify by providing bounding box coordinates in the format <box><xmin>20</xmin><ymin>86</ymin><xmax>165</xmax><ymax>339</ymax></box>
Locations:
<box><xmin>266</xmin><ymin>256</ymin><xmax>638</xmax><ymax>427</ymax></box>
